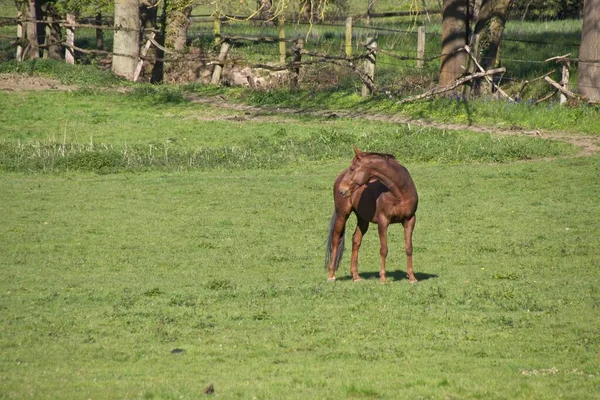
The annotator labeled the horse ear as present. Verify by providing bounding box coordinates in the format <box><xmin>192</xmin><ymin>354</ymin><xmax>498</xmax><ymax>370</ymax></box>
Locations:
<box><xmin>353</xmin><ymin>145</ymin><xmax>363</xmax><ymax>159</ymax></box>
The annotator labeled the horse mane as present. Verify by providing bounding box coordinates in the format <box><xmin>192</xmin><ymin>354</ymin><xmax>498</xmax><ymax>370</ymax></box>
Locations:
<box><xmin>362</xmin><ymin>151</ymin><xmax>397</xmax><ymax>161</ymax></box>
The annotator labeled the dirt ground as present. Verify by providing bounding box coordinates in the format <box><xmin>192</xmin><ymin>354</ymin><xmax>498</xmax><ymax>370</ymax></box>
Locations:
<box><xmin>0</xmin><ymin>73</ymin><xmax>73</xmax><ymax>92</ymax></box>
<box><xmin>2</xmin><ymin>73</ymin><xmax>598</xmax><ymax>157</ymax></box>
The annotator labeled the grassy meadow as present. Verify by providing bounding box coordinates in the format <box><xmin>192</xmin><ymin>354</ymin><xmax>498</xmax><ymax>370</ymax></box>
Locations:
<box><xmin>1</xmin><ymin>76</ymin><xmax>600</xmax><ymax>399</ymax></box>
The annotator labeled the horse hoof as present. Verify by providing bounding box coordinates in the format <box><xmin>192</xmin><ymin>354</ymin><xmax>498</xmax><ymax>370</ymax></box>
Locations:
<box><xmin>352</xmin><ymin>278</ymin><xmax>362</xmax><ymax>282</ymax></box>
<box><xmin>409</xmin><ymin>279</ymin><xmax>418</xmax><ymax>284</ymax></box>
<box><xmin>327</xmin><ymin>277</ymin><xmax>336</xmax><ymax>282</ymax></box>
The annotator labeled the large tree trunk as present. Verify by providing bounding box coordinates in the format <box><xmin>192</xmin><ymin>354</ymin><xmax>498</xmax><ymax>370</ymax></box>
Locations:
<box><xmin>165</xmin><ymin>1</ymin><xmax>193</xmax><ymax>52</ymax></box>
<box><xmin>112</xmin><ymin>0</ymin><xmax>140</xmax><ymax>80</ymax></box>
<box><xmin>40</xmin><ymin>1</ymin><xmax>62</xmax><ymax>60</ymax></box>
<box><xmin>22</xmin><ymin>0</ymin><xmax>39</xmax><ymax>60</ymax></box>
<box><xmin>439</xmin><ymin>0</ymin><xmax>469</xmax><ymax>87</ymax></box>
<box><xmin>472</xmin><ymin>0</ymin><xmax>513</xmax><ymax>94</ymax></box>
<box><xmin>578</xmin><ymin>0</ymin><xmax>600</xmax><ymax>102</ymax></box>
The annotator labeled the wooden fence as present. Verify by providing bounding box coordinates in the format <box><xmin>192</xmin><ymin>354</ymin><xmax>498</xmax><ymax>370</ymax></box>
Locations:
<box><xmin>6</xmin><ymin>13</ymin><xmax>433</xmax><ymax>97</ymax></box>
<box><xmin>1</xmin><ymin>12</ymin><xmax>580</xmax><ymax>103</ymax></box>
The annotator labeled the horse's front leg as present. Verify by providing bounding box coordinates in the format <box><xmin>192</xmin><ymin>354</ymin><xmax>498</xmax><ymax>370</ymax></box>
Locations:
<box><xmin>350</xmin><ymin>218</ymin><xmax>369</xmax><ymax>281</ymax></box>
<box><xmin>377</xmin><ymin>221</ymin><xmax>389</xmax><ymax>283</ymax></box>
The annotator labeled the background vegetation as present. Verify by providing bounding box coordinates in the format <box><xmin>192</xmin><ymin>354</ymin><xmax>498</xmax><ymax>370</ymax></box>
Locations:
<box><xmin>0</xmin><ymin>0</ymin><xmax>587</xmax><ymax>98</ymax></box>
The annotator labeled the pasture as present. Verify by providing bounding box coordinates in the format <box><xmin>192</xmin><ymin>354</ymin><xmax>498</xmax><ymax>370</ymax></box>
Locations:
<box><xmin>1</xmin><ymin>79</ymin><xmax>599</xmax><ymax>399</ymax></box>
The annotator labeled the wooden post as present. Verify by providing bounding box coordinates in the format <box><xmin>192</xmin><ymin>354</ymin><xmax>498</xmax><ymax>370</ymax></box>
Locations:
<box><xmin>43</xmin><ymin>13</ymin><xmax>50</xmax><ymax>59</ymax></box>
<box><xmin>16</xmin><ymin>11</ymin><xmax>23</xmax><ymax>62</ymax></box>
<box><xmin>278</xmin><ymin>15</ymin><xmax>286</xmax><ymax>64</ymax></box>
<box><xmin>560</xmin><ymin>61</ymin><xmax>570</xmax><ymax>105</ymax></box>
<box><xmin>65</xmin><ymin>13</ymin><xmax>75</xmax><ymax>64</ymax></box>
<box><xmin>133</xmin><ymin>32</ymin><xmax>155</xmax><ymax>82</ymax></box>
<box><xmin>544</xmin><ymin>54</ymin><xmax>572</xmax><ymax>105</ymax></box>
<box><xmin>213</xmin><ymin>13</ymin><xmax>221</xmax><ymax>46</ymax></box>
<box><xmin>292</xmin><ymin>38</ymin><xmax>304</xmax><ymax>89</ymax></box>
<box><xmin>416</xmin><ymin>26</ymin><xmax>425</xmax><ymax>68</ymax></box>
<box><xmin>211</xmin><ymin>40</ymin><xmax>231</xmax><ymax>85</ymax></box>
<box><xmin>345</xmin><ymin>17</ymin><xmax>352</xmax><ymax>57</ymax></box>
<box><xmin>361</xmin><ymin>38</ymin><xmax>377</xmax><ymax>97</ymax></box>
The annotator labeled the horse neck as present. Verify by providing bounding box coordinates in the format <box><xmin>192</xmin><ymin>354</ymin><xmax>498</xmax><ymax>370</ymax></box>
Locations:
<box><xmin>368</xmin><ymin>158</ymin><xmax>410</xmax><ymax>199</ymax></box>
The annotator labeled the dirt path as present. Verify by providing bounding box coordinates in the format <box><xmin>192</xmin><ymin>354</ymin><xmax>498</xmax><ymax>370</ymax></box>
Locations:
<box><xmin>1</xmin><ymin>74</ymin><xmax>597</xmax><ymax>157</ymax></box>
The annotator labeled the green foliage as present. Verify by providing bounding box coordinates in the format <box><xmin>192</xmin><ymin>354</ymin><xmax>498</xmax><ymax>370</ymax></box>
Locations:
<box><xmin>512</xmin><ymin>0</ymin><xmax>583</xmax><ymax>20</ymax></box>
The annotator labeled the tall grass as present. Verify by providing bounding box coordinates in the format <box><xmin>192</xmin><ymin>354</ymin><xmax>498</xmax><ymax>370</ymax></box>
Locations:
<box><xmin>0</xmin><ymin>123</ymin><xmax>575</xmax><ymax>173</ymax></box>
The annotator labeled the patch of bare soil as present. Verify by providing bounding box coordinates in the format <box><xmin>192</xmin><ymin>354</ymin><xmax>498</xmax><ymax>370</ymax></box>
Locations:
<box><xmin>0</xmin><ymin>73</ymin><xmax>73</xmax><ymax>92</ymax></box>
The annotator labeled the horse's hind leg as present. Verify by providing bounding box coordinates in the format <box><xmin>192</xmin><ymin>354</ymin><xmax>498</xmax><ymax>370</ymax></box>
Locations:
<box><xmin>350</xmin><ymin>218</ymin><xmax>369</xmax><ymax>281</ymax></box>
<box><xmin>403</xmin><ymin>215</ymin><xmax>417</xmax><ymax>283</ymax></box>
<box><xmin>377</xmin><ymin>221</ymin><xmax>389</xmax><ymax>283</ymax></box>
<box><xmin>327</xmin><ymin>213</ymin><xmax>348</xmax><ymax>281</ymax></box>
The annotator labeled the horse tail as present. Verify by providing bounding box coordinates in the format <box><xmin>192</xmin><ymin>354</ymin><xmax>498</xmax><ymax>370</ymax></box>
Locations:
<box><xmin>324</xmin><ymin>210</ymin><xmax>345</xmax><ymax>271</ymax></box>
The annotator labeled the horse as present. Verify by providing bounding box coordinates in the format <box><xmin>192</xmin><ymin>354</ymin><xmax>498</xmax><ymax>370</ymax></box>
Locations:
<box><xmin>324</xmin><ymin>146</ymin><xmax>418</xmax><ymax>283</ymax></box>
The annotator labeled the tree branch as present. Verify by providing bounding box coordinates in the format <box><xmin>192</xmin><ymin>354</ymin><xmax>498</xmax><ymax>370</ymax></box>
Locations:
<box><xmin>397</xmin><ymin>67</ymin><xmax>506</xmax><ymax>104</ymax></box>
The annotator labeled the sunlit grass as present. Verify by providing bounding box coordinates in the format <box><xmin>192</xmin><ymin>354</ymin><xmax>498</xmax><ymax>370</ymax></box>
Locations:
<box><xmin>1</xmin><ymin>156</ymin><xmax>599</xmax><ymax>398</ymax></box>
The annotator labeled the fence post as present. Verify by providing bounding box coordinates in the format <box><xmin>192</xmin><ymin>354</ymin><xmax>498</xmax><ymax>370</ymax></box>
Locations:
<box><xmin>292</xmin><ymin>38</ymin><xmax>304</xmax><ymax>89</ymax></box>
<box><xmin>211</xmin><ymin>39</ymin><xmax>231</xmax><ymax>85</ymax></box>
<box><xmin>361</xmin><ymin>38</ymin><xmax>377</xmax><ymax>97</ymax></box>
<box><xmin>278</xmin><ymin>15</ymin><xmax>286</xmax><ymax>64</ymax></box>
<box><xmin>65</xmin><ymin>13</ymin><xmax>75</xmax><ymax>64</ymax></box>
<box><xmin>16</xmin><ymin>11</ymin><xmax>23</xmax><ymax>62</ymax></box>
<box><xmin>417</xmin><ymin>26</ymin><xmax>425</xmax><ymax>68</ymax></box>
<box><xmin>559</xmin><ymin>60</ymin><xmax>570</xmax><ymax>105</ymax></box>
<box><xmin>345</xmin><ymin>17</ymin><xmax>352</xmax><ymax>57</ymax></box>
<box><xmin>133</xmin><ymin>32</ymin><xmax>155</xmax><ymax>82</ymax></box>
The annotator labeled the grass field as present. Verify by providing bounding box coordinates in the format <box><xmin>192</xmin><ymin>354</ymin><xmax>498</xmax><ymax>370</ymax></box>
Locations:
<box><xmin>1</xmin><ymin>80</ymin><xmax>600</xmax><ymax>399</ymax></box>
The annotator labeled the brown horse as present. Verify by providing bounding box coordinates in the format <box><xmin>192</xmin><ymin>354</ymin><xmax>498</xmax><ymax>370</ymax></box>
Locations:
<box><xmin>325</xmin><ymin>146</ymin><xmax>418</xmax><ymax>283</ymax></box>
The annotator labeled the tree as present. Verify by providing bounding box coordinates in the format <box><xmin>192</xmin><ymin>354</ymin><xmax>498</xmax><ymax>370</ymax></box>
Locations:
<box><xmin>439</xmin><ymin>0</ymin><xmax>469</xmax><ymax>87</ymax></box>
<box><xmin>40</xmin><ymin>0</ymin><xmax>63</xmax><ymax>60</ymax></box>
<box><xmin>112</xmin><ymin>0</ymin><xmax>140</xmax><ymax>80</ymax></box>
<box><xmin>578</xmin><ymin>0</ymin><xmax>600</xmax><ymax>101</ymax></box>
<box><xmin>18</xmin><ymin>0</ymin><xmax>39</xmax><ymax>60</ymax></box>
<box><xmin>165</xmin><ymin>0</ymin><xmax>194</xmax><ymax>52</ymax></box>
<box><xmin>472</xmin><ymin>0</ymin><xmax>514</xmax><ymax>94</ymax></box>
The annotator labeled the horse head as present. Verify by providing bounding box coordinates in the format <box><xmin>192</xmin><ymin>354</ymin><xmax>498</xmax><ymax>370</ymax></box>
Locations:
<box><xmin>338</xmin><ymin>146</ymin><xmax>371</xmax><ymax>198</ymax></box>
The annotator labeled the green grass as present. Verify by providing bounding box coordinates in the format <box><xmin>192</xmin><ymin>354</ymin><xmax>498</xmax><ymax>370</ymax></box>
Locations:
<box><xmin>0</xmin><ymin>75</ymin><xmax>598</xmax><ymax>398</ymax></box>
<box><xmin>0</xmin><ymin>88</ymin><xmax>580</xmax><ymax>173</ymax></box>
<box><xmin>1</xmin><ymin>156</ymin><xmax>599</xmax><ymax>399</ymax></box>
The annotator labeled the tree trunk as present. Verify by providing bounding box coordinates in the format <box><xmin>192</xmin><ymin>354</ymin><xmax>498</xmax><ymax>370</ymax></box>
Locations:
<box><xmin>96</xmin><ymin>12</ymin><xmax>104</xmax><ymax>50</ymax></box>
<box><xmin>112</xmin><ymin>0</ymin><xmax>140</xmax><ymax>80</ymax></box>
<box><xmin>23</xmin><ymin>0</ymin><xmax>39</xmax><ymax>59</ymax></box>
<box><xmin>578</xmin><ymin>0</ymin><xmax>600</xmax><ymax>102</ymax></box>
<box><xmin>41</xmin><ymin>1</ymin><xmax>62</xmax><ymax>60</ymax></box>
<box><xmin>472</xmin><ymin>0</ymin><xmax>513</xmax><ymax>94</ymax></box>
<box><xmin>140</xmin><ymin>0</ymin><xmax>159</xmax><ymax>81</ymax></box>
<box><xmin>165</xmin><ymin>1</ymin><xmax>193</xmax><ymax>52</ymax></box>
<box><xmin>439</xmin><ymin>0</ymin><xmax>469</xmax><ymax>88</ymax></box>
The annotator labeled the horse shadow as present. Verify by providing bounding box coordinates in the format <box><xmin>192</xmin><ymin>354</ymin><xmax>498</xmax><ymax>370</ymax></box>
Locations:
<box><xmin>337</xmin><ymin>271</ymin><xmax>438</xmax><ymax>282</ymax></box>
